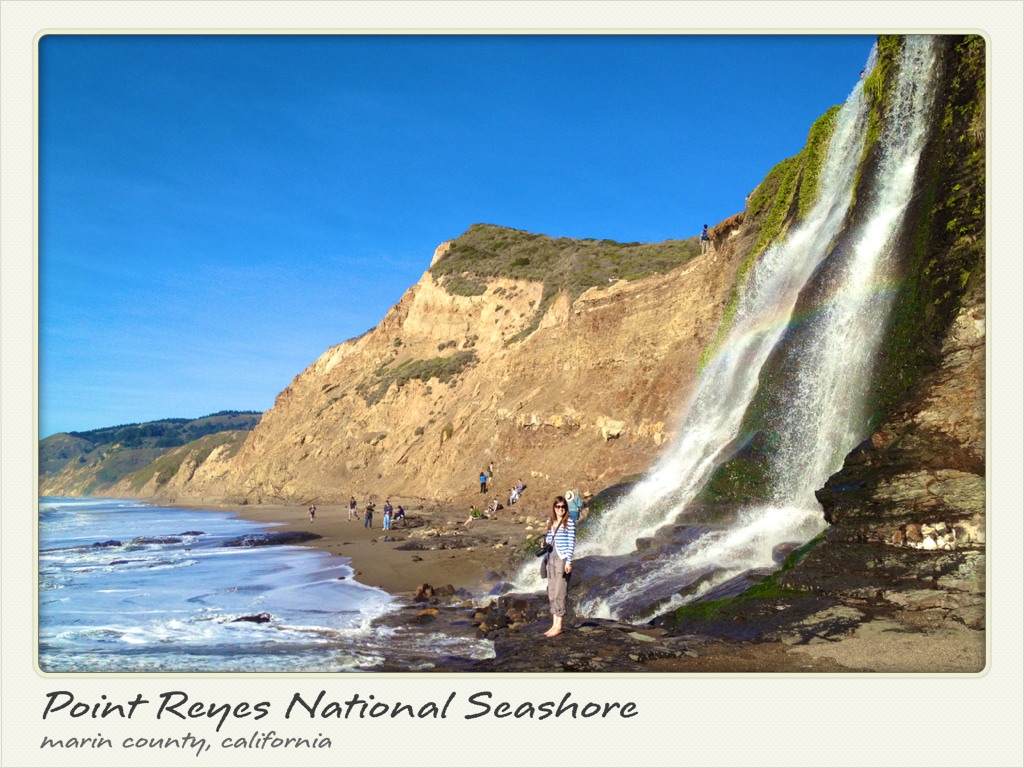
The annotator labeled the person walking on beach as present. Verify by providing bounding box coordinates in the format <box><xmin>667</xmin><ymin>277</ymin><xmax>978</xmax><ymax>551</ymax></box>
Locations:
<box><xmin>542</xmin><ymin>495</ymin><xmax>577</xmax><ymax>638</ymax></box>
<box><xmin>308</xmin><ymin>505</ymin><xmax>317</xmax><ymax>523</ymax></box>
<box><xmin>364</xmin><ymin>502</ymin><xmax>375</xmax><ymax>528</ymax></box>
<box><xmin>479</xmin><ymin>471</ymin><xmax>488</xmax><ymax>494</ymax></box>
<box><xmin>348</xmin><ymin>496</ymin><xmax>357</xmax><ymax>522</ymax></box>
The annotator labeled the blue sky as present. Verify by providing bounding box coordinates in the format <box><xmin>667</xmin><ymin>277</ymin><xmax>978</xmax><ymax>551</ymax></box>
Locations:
<box><xmin>39</xmin><ymin>34</ymin><xmax>875</xmax><ymax>438</ymax></box>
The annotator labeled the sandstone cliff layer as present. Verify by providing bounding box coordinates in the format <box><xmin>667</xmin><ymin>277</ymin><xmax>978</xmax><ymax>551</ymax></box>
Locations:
<box><xmin>218</xmin><ymin>227</ymin><xmax>748</xmax><ymax>509</ymax></box>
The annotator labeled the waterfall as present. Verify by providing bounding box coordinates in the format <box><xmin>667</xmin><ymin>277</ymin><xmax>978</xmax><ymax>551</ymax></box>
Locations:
<box><xmin>513</xmin><ymin>37</ymin><xmax>941</xmax><ymax>621</ymax></box>
<box><xmin>767</xmin><ymin>37</ymin><xmax>939</xmax><ymax>507</ymax></box>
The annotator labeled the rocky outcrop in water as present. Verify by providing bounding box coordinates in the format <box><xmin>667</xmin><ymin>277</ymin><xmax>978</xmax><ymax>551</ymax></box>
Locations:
<box><xmin>231</xmin><ymin>613</ymin><xmax>274</xmax><ymax>624</ymax></box>
<box><xmin>222</xmin><ymin>531</ymin><xmax>323</xmax><ymax>548</ymax></box>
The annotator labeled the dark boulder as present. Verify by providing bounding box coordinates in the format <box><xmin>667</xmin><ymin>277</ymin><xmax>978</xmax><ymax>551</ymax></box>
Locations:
<box><xmin>223</xmin><ymin>531</ymin><xmax>322</xmax><ymax>547</ymax></box>
<box><xmin>231</xmin><ymin>613</ymin><xmax>274</xmax><ymax>624</ymax></box>
<box><xmin>131</xmin><ymin>536</ymin><xmax>183</xmax><ymax>545</ymax></box>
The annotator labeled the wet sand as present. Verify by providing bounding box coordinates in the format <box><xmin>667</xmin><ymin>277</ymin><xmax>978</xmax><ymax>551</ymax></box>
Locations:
<box><xmin>177</xmin><ymin>498</ymin><xmax>540</xmax><ymax>597</ymax></box>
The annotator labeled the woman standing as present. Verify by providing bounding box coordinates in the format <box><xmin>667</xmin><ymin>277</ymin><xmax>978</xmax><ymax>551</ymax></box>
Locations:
<box><xmin>543</xmin><ymin>495</ymin><xmax>577</xmax><ymax>637</ymax></box>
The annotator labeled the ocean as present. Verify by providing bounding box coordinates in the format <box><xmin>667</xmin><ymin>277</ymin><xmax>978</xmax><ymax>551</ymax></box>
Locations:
<box><xmin>38</xmin><ymin>497</ymin><xmax>493</xmax><ymax>672</ymax></box>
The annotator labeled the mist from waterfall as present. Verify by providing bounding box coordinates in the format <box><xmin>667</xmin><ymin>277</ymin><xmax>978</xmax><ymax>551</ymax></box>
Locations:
<box><xmin>513</xmin><ymin>38</ymin><xmax>941</xmax><ymax>620</ymax></box>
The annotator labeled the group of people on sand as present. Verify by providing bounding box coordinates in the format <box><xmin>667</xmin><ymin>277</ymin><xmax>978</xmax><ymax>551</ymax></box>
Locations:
<box><xmin>464</xmin><ymin>495</ymin><xmax>503</xmax><ymax>526</ymax></box>
<box><xmin>316</xmin><ymin>463</ymin><xmax>589</xmax><ymax>639</ymax></box>
<box><xmin>465</xmin><ymin>470</ymin><xmax>530</xmax><ymax>525</ymax></box>
<box><xmin>334</xmin><ymin>495</ymin><xmax>405</xmax><ymax>529</ymax></box>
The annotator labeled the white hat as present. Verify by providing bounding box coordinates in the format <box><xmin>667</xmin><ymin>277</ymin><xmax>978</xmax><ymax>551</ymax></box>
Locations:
<box><xmin>565</xmin><ymin>490</ymin><xmax>576</xmax><ymax>502</ymax></box>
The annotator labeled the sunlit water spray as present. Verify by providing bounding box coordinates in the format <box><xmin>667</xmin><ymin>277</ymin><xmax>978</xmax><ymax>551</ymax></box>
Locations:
<box><xmin>514</xmin><ymin>38</ymin><xmax>940</xmax><ymax>620</ymax></box>
<box><xmin>769</xmin><ymin>36</ymin><xmax>938</xmax><ymax>506</ymax></box>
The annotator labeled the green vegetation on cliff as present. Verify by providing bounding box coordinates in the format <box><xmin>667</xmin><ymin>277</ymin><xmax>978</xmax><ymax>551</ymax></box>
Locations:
<box><xmin>695</xmin><ymin>451</ymin><xmax>770</xmax><ymax>505</ymax></box>
<box><xmin>357</xmin><ymin>351</ymin><xmax>480</xmax><ymax>406</ymax></box>
<box><xmin>62</xmin><ymin>410</ymin><xmax>261</xmax><ymax>449</ymax></box>
<box><xmin>698</xmin><ymin>104</ymin><xmax>841</xmax><ymax>372</ymax></box>
<box><xmin>866</xmin><ymin>34</ymin><xmax>986</xmax><ymax>424</ymax></box>
<box><xmin>430</xmin><ymin>224</ymin><xmax>701</xmax><ymax>341</ymax></box>
<box><xmin>696</xmin><ymin>34</ymin><xmax>986</xmax><ymax>508</ymax></box>
<box><xmin>863</xmin><ymin>36</ymin><xmax>904</xmax><ymax>136</ymax></box>
<box><xmin>853</xmin><ymin>35</ymin><xmax>905</xmax><ymax>210</ymax></box>
<box><xmin>747</xmin><ymin>105</ymin><xmax>841</xmax><ymax>257</ymax></box>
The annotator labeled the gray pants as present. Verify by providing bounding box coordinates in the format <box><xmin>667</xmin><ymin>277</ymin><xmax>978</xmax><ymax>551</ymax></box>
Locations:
<box><xmin>546</xmin><ymin>551</ymin><xmax>569</xmax><ymax>617</ymax></box>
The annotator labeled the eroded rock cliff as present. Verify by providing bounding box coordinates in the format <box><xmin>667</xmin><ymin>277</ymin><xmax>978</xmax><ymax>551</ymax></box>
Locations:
<box><xmin>781</xmin><ymin>273</ymin><xmax>985</xmax><ymax>629</ymax></box>
<box><xmin>216</xmin><ymin>225</ymin><xmax>749</xmax><ymax>509</ymax></box>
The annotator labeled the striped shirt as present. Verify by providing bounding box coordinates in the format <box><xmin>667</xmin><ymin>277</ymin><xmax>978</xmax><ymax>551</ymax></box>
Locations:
<box><xmin>545</xmin><ymin>519</ymin><xmax>577</xmax><ymax>564</ymax></box>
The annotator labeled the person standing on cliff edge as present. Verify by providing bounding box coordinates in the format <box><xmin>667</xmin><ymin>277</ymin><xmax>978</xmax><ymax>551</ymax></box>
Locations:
<box><xmin>701</xmin><ymin>224</ymin><xmax>711</xmax><ymax>254</ymax></box>
<box><xmin>542</xmin><ymin>496</ymin><xmax>577</xmax><ymax>637</ymax></box>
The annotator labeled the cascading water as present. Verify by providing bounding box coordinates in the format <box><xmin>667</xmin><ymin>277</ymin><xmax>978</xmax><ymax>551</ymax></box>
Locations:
<box><xmin>767</xmin><ymin>37</ymin><xmax>938</xmax><ymax>506</ymax></box>
<box><xmin>513</xmin><ymin>37</ymin><xmax>941</xmax><ymax>622</ymax></box>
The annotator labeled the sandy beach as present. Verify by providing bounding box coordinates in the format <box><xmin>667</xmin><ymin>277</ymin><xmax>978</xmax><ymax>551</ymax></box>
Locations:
<box><xmin>179</xmin><ymin>497</ymin><xmax>538</xmax><ymax>597</ymax></box>
<box><xmin>172</xmin><ymin>497</ymin><xmax>986</xmax><ymax>674</ymax></box>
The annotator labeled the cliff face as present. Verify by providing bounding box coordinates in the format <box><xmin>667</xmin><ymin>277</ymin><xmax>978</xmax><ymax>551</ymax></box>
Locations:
<box><xmin>783</xmin><ymin>274</ymin><xmax>985</xmax><ymax>629</ymax></box>
<box><xmin>216</xmin><ymin>225</ymin><xmax>750</xmax><ymax>508</ymax></box>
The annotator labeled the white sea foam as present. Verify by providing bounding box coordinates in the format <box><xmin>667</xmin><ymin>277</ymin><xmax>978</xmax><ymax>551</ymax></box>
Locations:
<box><xmin>38</xmin><ymin>497</ymin><xmax>492</xmax><ymax>672</ymax></box>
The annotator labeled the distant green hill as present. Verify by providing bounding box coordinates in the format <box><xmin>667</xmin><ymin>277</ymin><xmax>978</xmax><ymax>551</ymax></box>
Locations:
<box><xmin>62</xmin><ymin>410</ymin><xmax>262</xmax><ymax>448</ymax></box>
<box><xmin>39</xmin><ymin>411</ymin><xmax>261</xmax><ymax>495</ymax></box>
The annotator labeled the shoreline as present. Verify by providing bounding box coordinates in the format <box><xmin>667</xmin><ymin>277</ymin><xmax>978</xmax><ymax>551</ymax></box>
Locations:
<box><xmin>171</xmin><ymin>497</ymin><xmax>538</xmax><ymax>598</ymax></box>
<box><xmin>84</xmin><ymin>496</ymin><xmax>986</xmax><ymax>673</ymax></box>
